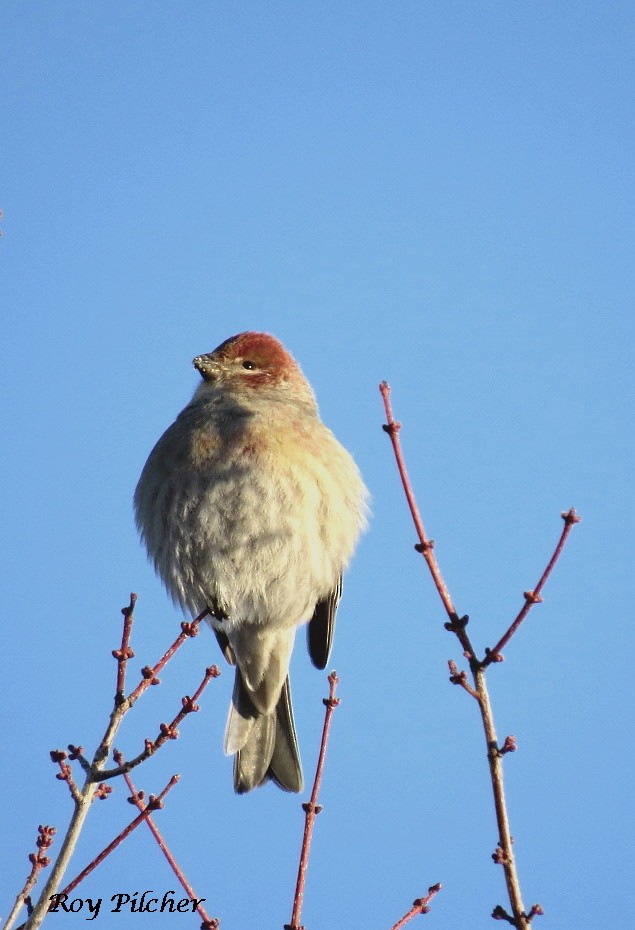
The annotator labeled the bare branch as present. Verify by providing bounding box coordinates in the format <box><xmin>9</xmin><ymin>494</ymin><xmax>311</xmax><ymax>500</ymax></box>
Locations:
<box><xmin>482</xmin><ymin>509</ymin><xmax>581</xmax><ymax>665</ymax></box>
<box><xmin>127</xmin><ymin>606</ymin><xmax>210</xmax><ymax>707</ymax></box>
<box><xmin>49</xmin><ymin>752</ymin><xmax>81</xmax><ymax>805</ymax></box>
<box><xmin>285</xmin><ymin>671</ymin><xmax>340</xmax><ymax>930</ymax></box>
<box><xmin>379</xmin><ymin>381</ymin><xmax>569</xmax><ymax>929</ymax></box>
<box><xmin>448</xmin><ymin>660</ymin><xmax>480</xmax><ymax>701</ymax></box>
<box><xmin>113</xmin><ymin>593</ymin><xmax>137</xmax><ymax>703</ymax></box>
<box><xmin>380</xmin><ymin>381</ymin><xmax>477</xmax><ymax>662</ymax></box>
<box><xmin>117</xmin><ymin>755</ymin><xmax>219</xmax><ymax>929</ymax></box>
<box><xmin>388</xmin><ymin>884</ymin><xmax>442</xmax><ymax>930</ymax></box>
<box><xmin>55</xmin><ymin>774</ymin><xmax>179</xmax><ymax>899</ymax></box>
<box><xmin>22</xmin><ymin>597</ymin><xmax>216</xmax><ymax>930</ymax></box>
<box><xmin>2</xmin><ymin>827</ymin><xmax>55</xmax><ymax>930</ymax></box>
<box><xmin>99</xmin><ymin>665</ymin><xmax>220</xmax><ymax>780</ymax></box>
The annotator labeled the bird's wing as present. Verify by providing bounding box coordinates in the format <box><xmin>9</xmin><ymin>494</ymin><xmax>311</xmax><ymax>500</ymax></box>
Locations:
<box><xmin>209</xmin><ymin>597</ymin><xmax>236</xmax><ymax>665</ymax></box>
<box><xmin>306</xmin><ymin>575</ymin><xmax>342</xmax><ymax>670</ymax></box>
<box><xmin>214</xmin><ymin>628</ymin><xmax>236</xmax><ymax>665</ymax></box>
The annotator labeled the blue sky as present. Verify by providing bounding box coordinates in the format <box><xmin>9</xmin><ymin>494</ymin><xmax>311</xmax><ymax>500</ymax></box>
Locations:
<box><xmin>2</xmin><ymin>3</ymin><xmax>633</xmax><ymax>928</ymax></box>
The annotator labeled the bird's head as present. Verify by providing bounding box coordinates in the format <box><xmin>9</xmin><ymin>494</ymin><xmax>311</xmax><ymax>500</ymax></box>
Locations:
<box><xmin>193</xmin><ymin>332</ymin><xmax>317</xmax><ymax>409</ymax></box>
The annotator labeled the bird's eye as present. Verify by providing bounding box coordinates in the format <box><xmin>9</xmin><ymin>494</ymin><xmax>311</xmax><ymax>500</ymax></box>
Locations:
<box><xmin>242</xmin><ymin>360</ymin><xmax>256</xmax><ymax>370</ymax></box>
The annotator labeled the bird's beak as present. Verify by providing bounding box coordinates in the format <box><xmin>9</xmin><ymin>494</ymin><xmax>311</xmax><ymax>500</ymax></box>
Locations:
<box><xmin>193</xmin><ymin>354</ymin><xmax>221</xmax><ymax>381</ymax></box>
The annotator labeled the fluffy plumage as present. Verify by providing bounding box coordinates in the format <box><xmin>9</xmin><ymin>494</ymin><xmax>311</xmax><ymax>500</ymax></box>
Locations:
<box><xmin>134</xmin><ymin>332</ymin><xmax>368</xmax><ymax>792</ymax></box>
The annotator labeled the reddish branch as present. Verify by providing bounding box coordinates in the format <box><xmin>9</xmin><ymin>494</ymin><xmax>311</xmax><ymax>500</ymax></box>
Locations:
<box><xmin>482</xmin><ymin>509</ymin><xmax>581</xmax><ymax>665</ymax></box>
<box><xmin>388</xmin><ymin>884</ymin><xmax>442</xmax><ymax>930</ymax></box>
<box><xmin>113</xmin><ymin>593</ymin><xmax>137</xmax><ymax>701</ymax></box>
<box><xmin>117</xmin><ymin>754</ymin><xmax>219</xmax><ymax>930</ymax></box>
<box><xmin>379</xmin><ymin>381</ymin><xmax>578</xmax><ymax>929</ymax></box>
<box><xmin>379</xmin><ymin>382</ymin><xmax>476</xmax><ymax>662</ymax></box>
<box><xmin>99</xmin><ymin>664</ymin><xmax>220</xmax><ymax>780</ymax></box>
<box><xmin>56</xmin><ymin>775</ymin><xmax>179</xmax><ymax>897</ymax></box>
<box><xmin>127</xmin><ymin>607</ymin><xmax>210</xmax><ymax>706</ymax></box>
<box><xmin>49</xmin><ymin>751</ymin><xmax>81</xmax><ymax>805</ymax></box>
<box><xmin>285</xmin><ymin>671</ymin><xmax>340</xmax><ymax>930</ymax></box>
<box><xmin>2</xmin><ymin>827</ymin><xmax>55</xmax><ymax>930</ymax></box>
<box><xmin>21</xmin><ymin>596</ymin><xmax>217</xmax><ymax>930</ymax></box>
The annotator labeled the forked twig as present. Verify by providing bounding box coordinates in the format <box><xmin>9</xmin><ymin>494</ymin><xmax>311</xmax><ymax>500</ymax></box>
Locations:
<box><xmin>53</xmin><ymin>775</ymin><xmax>180</xmax><ymax>898</ymax></box>
<box><xmin>379</xmin><ymin>381</ymin><xmax>579</xmax><ymax>928</ymax></box>
<box><xmin>100</xmin><ymin>664</ymin><xmax>220</xmax><ymax>780</ymax></box>
<box><xmin>21</xmin><ymin>598</ymin><xmax>216</xmax><ymax>930</ymax></box>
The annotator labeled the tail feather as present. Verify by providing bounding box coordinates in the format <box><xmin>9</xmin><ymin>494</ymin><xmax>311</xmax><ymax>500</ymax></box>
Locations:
<box><xmin>268</xmin><ymin>678</ymin><xmax>303</xmax><ymax>793</ymax></box>
<box><xmin>230</xmin><ymin>672</ymin><xmax>303</xmax><ymax>794</ymax></box>
<box><xmin>234</xmin><ymin>713</ymin><xmax>276</xmax><ymax>794</ymax></box>
<box><xmin>224</xmin><ymin>667</ymin><xmax>257</xmax><ymax>756</ymax></box>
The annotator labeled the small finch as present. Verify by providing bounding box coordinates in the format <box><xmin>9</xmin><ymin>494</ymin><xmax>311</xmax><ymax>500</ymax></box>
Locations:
<box><xmin>134</xmin><ymin>332</ymin><xmax>368</xmax><ymax>793</ymax></box>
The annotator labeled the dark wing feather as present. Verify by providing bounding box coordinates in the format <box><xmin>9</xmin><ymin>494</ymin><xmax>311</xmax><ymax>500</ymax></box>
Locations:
<box><xmin>307</xmin><ymin>575</ymin><xmax>342</xmax><ymax>670</ymax></box>
<box><xmin>214</xmin><ymin>628</ymin><xmax>236</xmax><ymax>665</ymax></box>
<box><xmin>210</xmin><ymin>598</ymin><xmax>236</xmax><ymax>665</ymax></box>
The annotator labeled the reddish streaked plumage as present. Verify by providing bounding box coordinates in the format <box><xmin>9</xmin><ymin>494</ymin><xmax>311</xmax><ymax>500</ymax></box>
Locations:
<box><xmin>135</xmin><ymin>332</ymin><xmax>368</xmax><ymax>793</ymax></box>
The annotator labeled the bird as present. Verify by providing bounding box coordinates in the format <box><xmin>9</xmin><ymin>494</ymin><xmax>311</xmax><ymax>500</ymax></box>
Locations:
<box><xmin>134</xmin><ymin>332</ymin><xmax>368</xmax><ymax>793</ymax></box>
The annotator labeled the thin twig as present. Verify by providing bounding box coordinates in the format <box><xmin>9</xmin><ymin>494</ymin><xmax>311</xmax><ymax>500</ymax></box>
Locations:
<box><xmin>388</xmin><ymin>884</ymin><xmax>442</xmax><ymax>930</ymax></box>
<box><xmin>100</xmin><ymin>665</ymin><xmax>220</xmax><ymax>780</ymax></box>
<box><xmin>23</xmin><ymin>596</ymin><xmax>139</xmax><ymax>930</ymax></box>
<box><xmin>113</xmin><ymin>593</ymin><xmax>137</xmax><ymax>702</ymax></box>
<box><xmin>448</xmin><ymin>660</ymin><xmax>480</xmax><ymax>701</ymax></box>
<box><xmin>285</xmin><ymin>672</ymin><xmax>340</xmax><ymax>930</ymax></box>
<box><xmin>379</xmin><ymin>381</ymin><xmax>569</xmax><ymax>929</ymax></box>
<box><xmin>49</xmin><ymin>752</ymin><xmax>81</xmax><ymax>805</ymax></box>
<box><xmin>67</xmin><ymin>745</ymin><xmax>91</xmax><ymax>774</ymax></box>
<box><xmin>54</xmin><ymin>775</ymin><xmax>179</xmax><ymax>898</ymax></box>
<box><xmin>117</xmin><ymin>755</ymin><xmax>218</xmax><ymax>929</ymax></box>
<box><xmin>482</xmin><ymin>509</ymin><xmax>581</xmax><ymax>665</ymax></box>
<box><xmin>380</xmin><ymin>381</ymin><xmax>477</xmax><ymax>662</ymax></box>
<box><xmin>127</xmin><ymin>607</ymin><xmax>210</xmax><ymax>707</ymax></box>
<box><xmin>22</xmin><ymin>598</ymin><xmax>212</xmax><ymax>930</ymax></box>
<box><xmin>473</xmin><ymin>663</ymin><xmax>528</xmax><ymax>921</ymax></box>
<box><xmin>2</xmin><ymin>827</ymin><xmax>55</xmax><ymax>930</ymax></box>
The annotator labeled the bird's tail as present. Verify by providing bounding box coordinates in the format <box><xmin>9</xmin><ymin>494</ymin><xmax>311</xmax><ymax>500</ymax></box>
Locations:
<box><xmin>227</xmin><ymin>670</ymin><xmax>303</xmax><ymax>794</ymax></box>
